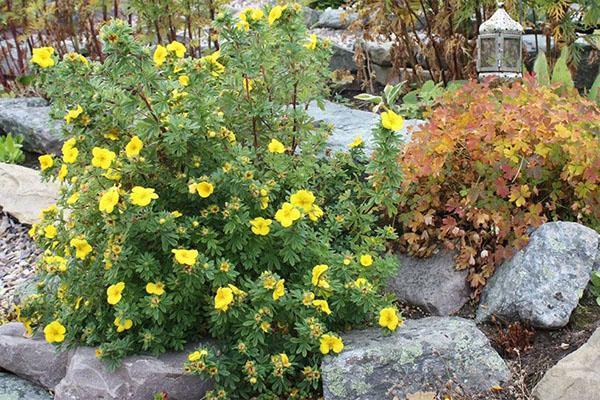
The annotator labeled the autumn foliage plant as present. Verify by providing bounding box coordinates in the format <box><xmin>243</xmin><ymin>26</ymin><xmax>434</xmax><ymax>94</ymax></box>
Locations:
<box><xmin>21</xmin><ymin>7</ymin><xmax>404</xmax><ymax>399</ymax></box>
<box><xmin>398</xmin><ymin>77</ymin><xmax>600</xmax><ymax>295</ymax></box>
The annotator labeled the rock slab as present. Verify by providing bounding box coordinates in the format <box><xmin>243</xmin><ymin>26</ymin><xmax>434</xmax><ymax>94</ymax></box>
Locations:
<box><xmin>306</xmin><ymin>100</ymin><xmax>423</xmax><ymax>153</ymax></box>
<box><xmin>0</xmin><ymin>372</ymin><xmax>52</xmax><ymax>400</ymax></box>
<box><xmin>477</xmin><ymin>222</ymin><xmax>600</xmax><ymax>328</ymax></box>
<box><xmin>389</xmin><ymin>250</ymin><xmax>469</xmax><ymax>316</ymax></box>
<box><xmin>0</xmin><ymin>322</ymin><xmax>70</xmax><ymax>389</ymax></box>
<box><xmin>321</xmin><ymin>317</ymin><xmax>510</xmax><ymax>400</ymax></box>
<box><xmin>0</xmin><ymin>163</ymin><xmax>60</xmax><ymax>225</ymax></box>
<box><xmin>54</xmin><ymin>346</ymin><xmax>212</xmax><ymax>400</ymax></box>
<box><xmin>533</xmin><ymin>326</ymin><xmax>600</xmax><ymax>400</ymax></box>
<box><xmin>0</xmin><ymin>97</ymin><xmax>63</xmax><ymax>155</ymax></box>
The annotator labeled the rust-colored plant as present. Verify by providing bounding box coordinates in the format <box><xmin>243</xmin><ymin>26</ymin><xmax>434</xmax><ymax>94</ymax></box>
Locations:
<box><xmin>397</xmin><ymin>77</ymin><xmax>600</xmax><ymax>295</ymax></box>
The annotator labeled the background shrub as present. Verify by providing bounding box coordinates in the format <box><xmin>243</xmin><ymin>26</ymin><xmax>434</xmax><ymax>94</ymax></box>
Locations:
<box><xmin>397</xmin><ymin>77</ymin><xmax>600</xmax><ymax>296</ymax></box>
<box><xmin>21</xmin><ymin>7</ymin><xmax>402</xmax><ymax>399</ymax></box>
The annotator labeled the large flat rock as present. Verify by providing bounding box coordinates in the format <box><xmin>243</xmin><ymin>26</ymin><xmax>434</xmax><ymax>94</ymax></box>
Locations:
<box><xmin>0</xmin><ymin>163</ymin><xmax>60</xmax><ymax>225</ymax></box>
<box><xmin>0</xmin><ymin>97</ymin><xmax>63</xmax><ymax>155</ymax></box>
<box><xmin>389</xmin><ymin>250</ymin><xmax>470</xmax><ymax>316</ymax></box>
<box><xmin>477</xmin><ymin>222</ymin><xmax>600</xmax><ymax>328</ymax></box>
<box><xmin>321</xmin><ymin>317</ymin><xmax>510</xmax><ymax>400</ymax></box>
<box><xmin>533</xmin><ymin>326</ymin><xmax>600</xmax><ymax>400</ymax></box>
<box><xmin>54</xmin><ymin>346</ymin><xmax>212</xmax><ymax>400</ymax></box>
<box><xmin>307</xmin><ymin>100</ymin><xmax>423</xmax><ymax>153</ymax></box>
<box><xmin>0</xmin><ymin>322</ymin><xmax>70</xmax><ymax>389</ymax></box>
<box><xmin>0</xmin><ymin>372</ymin><xmax>52</xmax><ymax>400</ymax></box>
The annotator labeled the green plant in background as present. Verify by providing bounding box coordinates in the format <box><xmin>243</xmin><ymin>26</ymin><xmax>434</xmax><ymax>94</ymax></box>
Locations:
<box><xmin>0</xmin><ymin>133</ymin><xmax>25</xmax><ymax>164</ymax></box>
<box><xmin>21</xmin><ymin>8</ymin><xmax>403</xmax><ymax>399</ymax></box>
<box><xmin>589</xmin><ymin>271</ymin><xmax>600</xmax><ymax>306</ymax></box>
<box><xmin>396</xmin><ymin>80</ymin><xmax>466</xmax><ymax>119</ymax></box>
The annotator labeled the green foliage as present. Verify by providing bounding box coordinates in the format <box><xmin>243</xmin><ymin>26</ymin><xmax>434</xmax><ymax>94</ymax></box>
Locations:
<box><xmin>397</xmin><ymin>78</ymin><xmax>600</xmax><ymax>296</ymax></box>
<box><xmin>308</xmin><ymin>0</ymin><xmax>347</xmax><ymax>11</ymax></box>
<box><xmin>551</xmin><ymin>47</ymin><xmax>575</xmax><ymax>91</ymax></box>
<box><xmin>590</xmin><ymin>73</ymin><xmax>600</xmax><ymax>104</ymax></box>
<box><xmin>0</xmin><ymin>133</ymin><xmax>25</xmax><ymax>164</ymax></box>
<box><xmin>533</xmin><ymin>51</ymin><xmax>550</xmax><ymax>86</ymax></box>
<box><xmin>589</xmin><ymin>271</ymin><xmax>600</xmax><ymax>306</ymax></box>
<box><xmin>21</xmin><ymin>9</ymin><xmax>402</xmax><ymax>399</ymax></box>
<box><xmin>396</xmin><ymin>80</ymin><xmax>465</xmax><ymax>119</ymax></box>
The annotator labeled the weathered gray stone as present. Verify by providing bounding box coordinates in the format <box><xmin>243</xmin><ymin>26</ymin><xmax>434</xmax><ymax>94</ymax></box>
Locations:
<box><xmin>303</xmin><ymin>6</ymin><xmax>322</xmax><ymax>27</ymax></box>
<box><xmin>0</xmin><ymin>97</ymin><xmax>63</xmax><ymax>155</ymax></box>
<box><xmin>0</xmin><ymin>163</ymin><xmax>60</xmax><ymax>225</ymax></box>
<box><xmin>533</xmin><ymin>326</ymin><xmax>600</xmax><ymax>400</ymax></box>
<box><xmin>306</xmin><ymin>100</ymin><xmax>423</xmax><ymax>153</ymax></box>
<box><xmin>321</xmin><ymin>317</ymin><xmax>510</xmax><ymax>400</ymax></box>
<box><xmin>329</xmin><ymin>42</ymin><xmax>357</xmax><ymax>72</ymax></box>
<box><xmin>0</xmin><ymin>322</ymin><xmax>70</xmax><ymax>389</ymax></box>
<box><xmin>362</xmin><ymin>40</ymin><xmax>392</xmax><ymax>66</ymax></box>
<box><xmin>477</xmin><ymin>222</ymin><xmax>600</xmax><ymax>328</ymax></box>
<box><xmin>371</xmin><ymin>64</ymin><xmax>433</xmax><ymax>86</ymax></box>
<box><xmin>0</xmin><ymin>372</ymin><xmax>52</xmax><ymax>400</ymax></box>
<box><xmin>54</xmin><ymin>346</ymin><xmax>212</xmax><ymax>400</ymax></box>
<box><xmin>314</xmin><ymin>8</ymin><xmax>358</xmax><ymax>30</ymax></box>
<box><xmin>389</xmin><ymin>250</ymin><xmax>469</xmax><ymax>316</ymax></box>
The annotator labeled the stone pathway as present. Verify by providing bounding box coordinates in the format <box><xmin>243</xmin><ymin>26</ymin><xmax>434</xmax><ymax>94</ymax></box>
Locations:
<box><xmin>0</xmin><ymin>372</ymin><xmax>52</xmax><ymax>400</ymax></box>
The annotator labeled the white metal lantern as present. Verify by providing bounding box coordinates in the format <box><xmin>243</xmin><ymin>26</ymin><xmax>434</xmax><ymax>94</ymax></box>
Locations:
<box><xmin>477</xmin><ymin>2</ymin><xmax>523</xmax><ymax>79</ymax></box>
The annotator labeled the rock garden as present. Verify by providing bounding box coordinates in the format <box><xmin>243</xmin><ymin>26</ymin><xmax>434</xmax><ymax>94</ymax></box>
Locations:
<box><xmin>0</xmin><ymin>1</ymin><xmax>599</xmax><ymax>400</ymax></box>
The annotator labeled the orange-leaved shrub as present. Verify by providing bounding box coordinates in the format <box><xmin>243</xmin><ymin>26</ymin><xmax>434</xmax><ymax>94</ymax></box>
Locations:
<box><xmin>397</xmin><ymin>77</ymin><xmax>600</xmax><ymax>295</ymax></box>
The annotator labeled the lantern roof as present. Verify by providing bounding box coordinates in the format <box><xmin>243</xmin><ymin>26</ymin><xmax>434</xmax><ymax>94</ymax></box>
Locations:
<box><xmin>479</xmin><ymin>3</ymin><xmax>523</xmax><ymax>34</ymax></box>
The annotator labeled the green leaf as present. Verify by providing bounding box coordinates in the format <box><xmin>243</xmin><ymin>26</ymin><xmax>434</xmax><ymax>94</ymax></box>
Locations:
<box><xmin>589</xmin><ymin>72</ymin><xmax>600</xmax><ymax>104</ymax></box>
<box><xmin>354</xmin><ymin>93</ymin><xmax>382</xmax><ymax>104</ymax></box>
<box><xmin>551</xmin><ymin>47</ymin><xmax>574</xmax><ymax>90</ymax></box>
<box><xmin>533</xmin><ymin>51</ymin><xmax>550</xmax><ymax>86</ymax></box>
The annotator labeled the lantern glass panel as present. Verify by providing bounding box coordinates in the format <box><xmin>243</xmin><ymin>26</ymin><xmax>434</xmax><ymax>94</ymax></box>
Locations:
<box><xmin>502</xmin><ymin>37</ymin><xmax>520</xmax><ymax>68</ymax></box>
<box><xmin>480</xmin><ymin>37</ymin><xmax>497</xmax><ymax>69</ymax></box>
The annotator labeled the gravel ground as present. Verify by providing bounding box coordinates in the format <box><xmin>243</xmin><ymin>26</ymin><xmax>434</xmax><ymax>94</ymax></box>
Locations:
<box><xmin>0</xmin><ymin>212</ymin><xmax>41</xmax><ymax>319</ymax></box>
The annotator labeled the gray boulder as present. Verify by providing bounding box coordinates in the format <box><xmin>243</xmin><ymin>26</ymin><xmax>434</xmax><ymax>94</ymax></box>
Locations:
<box><xmin>389</xmin><ymin>250</ymin><xmax>470</xmax><ymax>316</ymax></box>
<box><xmin>477</xmin><ymin>222</ymin><xmax>600</xmax><ymax>328</ymax></box>
<box><xmin>0</xmin><ymin>322</ymin><xmax>70</xmax><ymax>389</ymax></box>
<box><xmin>329</xmin><ymin>42</ymin><xmax>357</xmax><ymax>72</ymax></box>
<box><xmin>314</xmin><ymin>8</ymin><xmax>358</xmax><ymax>30</ymax></box>
<box><xmin>0</xmin><ymin>372</ymin><xmax>52</xmax><ymax>400</ymax></box>
<box><xmin>361</xmin><ymin>40</ymin><xmax>392</xmax><ymax>66</ymax></box>
<box><xmin>0</xmin><ymin>97</ymin><xmax>63</xmax><ymax>155</ymax></box>
<box><xmin>533</xmin><ymin>326</ymin><xmax>600</xmax><ymax>400</ymax></box>
<box><xmin>306</xmin><ymin>100</ymin><xmax>423</xmax><ymax>153</ymax></box>
<box><xmin>303</xmin><ymin>6</ymin><xmax>322</xmax><ymax>27</ymax></box>
<box><xmin>321</xmin><ymin>317</ymin><xmax>510</xmax><ymax>400</ymax></box>
<box><xmin>54</xmin><ymin>346</ymin><xmax>212</xmax><ymax>400</ymax></box>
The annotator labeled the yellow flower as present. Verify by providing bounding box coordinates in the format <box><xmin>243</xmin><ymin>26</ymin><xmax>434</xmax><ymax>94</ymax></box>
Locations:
<box><xmin>188</xmin><ymin>349</ymin><xmax>208</xmax><ymax>362</ymax></box>
<box><xmin>290</xmin><ymin>190</ymin><xmax>315</xmax><ymax>212</ymax></box>
<box><xmin>379</xmin><ymin>307</ymin><xmax>402</xmax><ymax>331</ymax></box>
<box><xmin>245</xmin><ymin>7</ymin><xmax>264</xmax><ymax>20</ymax></box>
<box><xmin>106</xmin><ymin>282</ymin><xmax>125</xmax><ymax>305</ymax></box>
<box><xmin>91</xmin><ymin>147</ymin><xmax>116</xmax><ymax>169</ymax></box>
<box><xmin>171</xmin><ymin>249</ymin><xmax>198</xmax><ymax>266</ymax></box>
<box><xmin>313</xmin><ymin>299</ymin><xmax>331</xmax><ymax>315</ymax></box>
<box><xmin>62</xmin><ymin>146</ymin><xmax>78</xmax><ymax>164</ymax></box>
<box><xmin>319</xmin><ymin>334</ymin><xmax>343</xmax><ymax>354</ymax></box>
<box><xmin>178</xmin><ymin>75</ymin><xmax>190</xmax><ymax>86</ymax></box>
<box><xmin>130</xmin><ymin>186</ymin><xmax>159</xmax><ymax>206</ymax></box>
<box><xmin>31</xmin><ymin>47</ymin><xmax>55</xmax><ymax>68</ymax></box>
<box><xmin>57</xmin><ymin>164</ymin><xmax>68</xmax><ymax>181</ymax></box>
<box><xmin>302</xmin><ymin>291</ymin><xmax>315</xmax><ymax>306</ymax></box>
<box><xmin>64</xmin><ymin>105</ymin><xmax>83</xmax><ymax>124</ymax></box>
<box><xmin>311</xmin><ymin>264</ymin><xmax>330</xmax><ymax>288</ymax></box>
<box><xmin>268</xmin><ymin>5</ymin><xmax>284</xmax><ymax>25</ymax></box>
<box><xmin>359</xmin><ymin>254</ymin><xmax>373</xmax><ymax>267</ymax></box>
<box><xmin>267</xmin><ymin>139</ymin><xmax>286</xmax><ymax>154</ymax></box>
<box><xmin>67</xmin><ymin>192</ymin><xmax>80</xmax><ymax>205</ymax></box>
<box><xmin>69</xmin><ymin>237</ymin><xmax>92</xmax><ymax>259</ymax></box>
<box><xmin>381</xmin><ymin>109</ymin><xmax>404</xmax><ymax>131</ymax></box>
<box><xmin>125</xmin><ymin>136</ymin><xmax>143</xmax><ymax>158</ymax></box>
<box><xmin>114</xmin><ymin>317</ymin><xmax>133</xmax><ymax>332</ymax></box>
<box><xmin>99</xmin><ymin>186</ymin><xmax>119</xmax><ymax>213</ymax></box>
<box><xmin>39</xmin><ymin>154</ymin><xmax>54</xmax><ymax>171</ymax></box>
<box><xmin>307</xmin><ymin>204</ymin><xmax>323</xmax><ymax>221</ymax></box>
<box><xmin>153</xmin><ymin>45</ymin><xmax>168</xmax><ymax>66</ymax></box>
<box><xmin>274</xmin><ymin>202</ymin><xmax>301</xmax><ymax>228</ymax></box>
<box><xmin>166</xmin><ymin>41</ymin><xmax>186</xmax><ymax>58</ymax></box>
<box><xmin>214</xmin><ymin>287</ymin><xmax>234</xmax><ymax>311</ymax></box>
<box><xmin>250</xmin><ymin>217</ymin><xmax>272</xmax><ymax>235</ymax></box>
<box><xmin>349</xmin><ymin>135</ymin><xmax>363</xmax><ymax>148</ymax></box>
<box><xmin>146</xmin><ymin>282</ymin><xmax>165</xmax><ymax>296</ymax></box>
<box><xmin>279</xmin><ymin>353</ymin><xmax>291</xmax><ymax>368</ymax></box>
<box><xmin>43</xmin><ymin>320</ymin><xmax>66</xmax><ymax>343</ymax></box>
<box><xmin>44</xmin><ymin>225</ymin><xmax>57</xmax><ymax>239</ymax></box>
<box><xmin>304</xmin><ymin>34</ymin><xmax>317</xmax><ymax>50</ymax></box>
<box><xmin>273</xmin><ymin>279</ymin><xmax>285</xmax><ymax>300</ymax></box>
<box><xmin>242</xmin><ymin>77</ymin><xmax>253</xmax><ymax>93</ymax></box>
<box><xmin>196</xmin><ymin>181</ymin><xmax>214</xmax><ymax>198</ymax></box>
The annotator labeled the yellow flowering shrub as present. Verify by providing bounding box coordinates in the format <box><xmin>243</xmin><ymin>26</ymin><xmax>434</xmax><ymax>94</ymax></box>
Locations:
<box><xmin>23</xmin><ymin>9</ymin><xmax>402</xmax><ymax>399</ymax></box>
